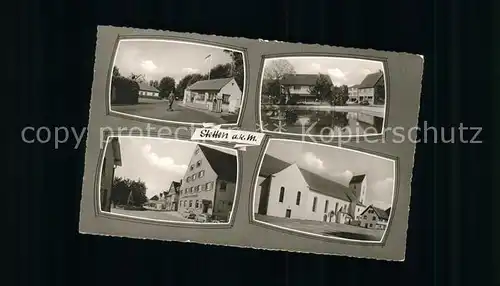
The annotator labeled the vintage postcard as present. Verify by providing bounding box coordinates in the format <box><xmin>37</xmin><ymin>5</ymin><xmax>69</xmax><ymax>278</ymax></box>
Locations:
<box><xmin>79</xmin><ymin>25</ymin><xmax>423</xmax><ymax>261</ymax></box>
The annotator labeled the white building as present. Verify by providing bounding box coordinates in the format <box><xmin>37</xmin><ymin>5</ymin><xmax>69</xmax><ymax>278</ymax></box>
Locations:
<box><xmin>347</xmin><ymin>84</ymin><xmax>360</xmax><ymax>104</ymax></box>
<box><xmin>356</xmin><ymin>71</ymin><xmax>384</xmax><ymax>105</ymax></box>
<box><xmin>177</xmin><ymin>144</ymin><xmax>238</xmax><ymax>221</ymax></box>
<box><xmin>100</xmin><ymin>137</ymin><xmax>122</xmax><ymax>212</ymax></box>
<box><xmin>255</xmin><ymin>154</ymin><xmax>367</xmax><ymax>223</ymax></box>
<box><xmin>138</xmin><ymin>82</ymin><xmax>160</xmax><ymax>98</ymax></box>
<box><xmin>359</xmin><ymin>205</ymin><xmax>391</xmax><ymax>230</ymax></box>
<box><xmin>279</xmin><ymin>74</ymin><xmax>331</xmax><ymax>104</ymax></box>
<box><xmin>183</xmin><ymin>78</ymin><xmax>242</xmax><ymax>113</ymax></box>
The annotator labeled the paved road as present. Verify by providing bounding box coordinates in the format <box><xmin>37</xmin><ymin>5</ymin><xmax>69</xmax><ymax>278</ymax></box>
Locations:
<box><xmin>112</xmin><ymin>99</ymin><xmax>230</xmax><ymax>124</ymax></box>
<box><xmin>111</xmin><ymin>208</ymin><xmax>190</xmax><ymax>222</ymax></box>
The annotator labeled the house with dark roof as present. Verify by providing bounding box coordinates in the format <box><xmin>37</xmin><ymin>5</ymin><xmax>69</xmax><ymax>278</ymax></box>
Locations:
<box><xmin>347</xmin><ymin>84</ymin><xmax>361</xmax><ymax>104</ymax></box>
<box><xmin>359</xmin><ymin>205</ymin><xmax>391</xmax><ymax>230</ymax></box>
<box><xmin>144</xmin><ymin>194</ymin><xmax>168</xmax><ymax>211</ymax></box>
<box><xmin>183</xmin><ymin>77</ymin><xmax>242</xmax><ymax>113</ymax></box>
<box><xmin>356</xmin><ymin>71</ymin><xmax>384</xmax><ymax>105</ymax></box>
<box><xmin>100</xmin><ymin>137</ymin><xmax>122</xmax><ymax>212</ymax></box>
<box><xmin>177</xmin><ymin>144</ymin><xmax>238</xmax><ymax>221</ymax></box>
<box><xmin>138</xmin><ymin>82</ymin><xmax>160</xmax><ymax>98</ymax></box>
<box><xmin>164</xmin><ymin>180</ymin><xmax>182</xmax><ymax>211</ymax></box>
<box><xmin>254</xmin><ymin>154</ymin><xmax>367</xmax><ymax>224</ymax></box>
<box><xmin>279</xmin><ymin>74</ymin><xmax>331</xmax><ymax>103</ymax></box>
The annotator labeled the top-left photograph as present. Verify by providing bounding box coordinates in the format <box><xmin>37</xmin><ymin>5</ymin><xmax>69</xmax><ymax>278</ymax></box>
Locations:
<box><xmin>109</xmin><ymin>39</ymin><xmax>246</xmax><ymax>125</ymax></box>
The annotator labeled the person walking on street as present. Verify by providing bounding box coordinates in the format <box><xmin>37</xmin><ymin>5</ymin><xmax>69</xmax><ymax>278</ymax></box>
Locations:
<box><xmin>167</xmin><ymin>92</ymin><xmax>175</xmax><ymax>111</ymax></box>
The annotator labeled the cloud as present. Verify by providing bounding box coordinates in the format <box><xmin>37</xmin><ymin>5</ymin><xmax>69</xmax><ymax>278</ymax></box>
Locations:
<box><xmin>370</xmin><ymin>177</ymin><xmax>395</xmax><ymax>209</ymax></box>
<box><xmin>371</xmin><ymin>200</ymin><xmax>390</xmax><ymax>210</ymax></box>
<box><xmin>361</xmin><ymin>68</ymin><xmax>373</xmax><ymax>75</ymax></box>
<box><xmin>141</xmin><ymin>144</ymin><xmax>188</xmax><ymax>175</ymax></box>
<box><xmin>311</xmin><ymin>63</ymin><xmax>321</xmax><ymax>70</ymax></box>
<box><xmin>140</xmin><ymin>60</ymin><xmax>158</xmax><ymax>72</ymax></box>
<box><xmin>182</xmin><ymin>67</ymin><xmax>200</xmax><ymax>73</ymax></box>
<box><xmin>330</xmin><ymin>170</ymin><xmax>353</xmax><ymax>184</ymax></box>
<box><xmin>303</xmin><ymin>152</ymin><xmax>325</xmax><ymax>170</ymax></box>
<box><xmin>327</xmin><ymin>68</ymin><xmax>348</xmax><ymax>80</ymax></box>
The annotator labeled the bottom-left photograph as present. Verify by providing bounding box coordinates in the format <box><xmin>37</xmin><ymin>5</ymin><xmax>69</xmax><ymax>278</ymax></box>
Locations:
<box><xmin>98</xmin><ymin>136</ymin><xmax>239</xmax><ymax>224</ymax></box>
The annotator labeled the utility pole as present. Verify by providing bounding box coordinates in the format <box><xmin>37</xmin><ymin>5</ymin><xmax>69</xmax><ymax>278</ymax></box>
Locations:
<box><xmin>205</xmin><ymin>54</ymin><xmax>212</xmax><ymax>80</ymax></box>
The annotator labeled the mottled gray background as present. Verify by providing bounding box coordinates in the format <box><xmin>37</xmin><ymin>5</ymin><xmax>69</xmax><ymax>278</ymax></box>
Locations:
<box><xmin>79</xmin><ymin>25</ymin><xmax>423</xmax><ymax>261</ymax></box>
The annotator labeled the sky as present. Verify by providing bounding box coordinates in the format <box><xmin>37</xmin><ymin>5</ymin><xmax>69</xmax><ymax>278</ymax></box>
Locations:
<box><xmin>113</xmin><ymin>40</ymin><xmax>236</xmax><ymax>83</ymax></box>
<box><xmin>265</xmin><ymin>140</ymin><xmax>395</xmax><ymax>210</ymax></box>
<box><xmin>265</xmin><ymin>56</ymin><xmax>384</xmax><ymax>87</ymax></box>
<box><xmin>112</xmin><ymin>136</ymin><xmax>235</xmax><ymax>199</ymax></box>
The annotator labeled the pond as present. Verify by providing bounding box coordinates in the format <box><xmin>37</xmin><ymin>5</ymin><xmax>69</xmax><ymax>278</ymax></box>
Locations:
<box><xmin>323</xmin><ymin>231</ymin><xmax>380</xmax><ymax>241</ymax></box>
<box><xmin>260</xmin><ymin>106</ymin><xmax>384</xmax><ymax>136</ymax></box>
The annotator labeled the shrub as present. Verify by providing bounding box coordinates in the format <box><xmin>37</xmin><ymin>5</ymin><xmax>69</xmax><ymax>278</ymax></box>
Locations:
<box><xmin>286</xmin><ymin>94</ymin><xmax>301</xmax><ymax>105</ymax></box>
<box><xmin>111</xmin><ymin>76</ymin><xmax>140</xmax><ymax>104</ymax></box>
<box><xmin>284</xmin><ymin>109</ymin><xmax>298</xmax><ymax>124</ymax></box>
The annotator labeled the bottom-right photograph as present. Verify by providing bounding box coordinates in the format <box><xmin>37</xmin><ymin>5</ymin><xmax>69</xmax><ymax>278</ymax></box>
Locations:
<box><xmin>253</xmin><ymin>139</ymin><xmax>396</xmax><ymax>242</ymax></box>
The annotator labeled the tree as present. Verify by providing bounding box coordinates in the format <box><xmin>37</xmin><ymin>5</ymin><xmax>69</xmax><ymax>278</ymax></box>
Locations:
<box><xmin>262</xmin><ymin>59</ymin><xmax>296</xmax><ymax>104</ymax></box>
<box><xmin>208</xmin><ymin>63</ymin><xmax>232</xmax><ymax>79</ymax></box>
<box><xmin>374</xmin><ymin>80</ymin><xmax>385</xmax><ymax>105</ymax></box>
<box><xmin>129</xmin><ymin>73</ymin><xmax>146</xmax><ymax>83</ymax></box>
<box><xmin>113</xmin><ymin>66</ymin><xmax>121</xmax><ymax>77</ymax></box>
<box><xmin>175</xmin><ymin>73</ymin><xmax>207</xmax><ymax>98</ymax></box>
<box><xmin>309</xmin><ymin>74</ymin><xmax>333</xmax><ymax>102</ymax></box>
<box><xmin>263</xmin><ymin>59</ymin><xmax>296</xmax><ymax>80</ymax></box>
<box><xmin>158</xmin><ymin>76</ymin><xmax>176</xmax><ymax>98</ymax></box>
<box><xmin>149</xmin><ymin>80</ymin><xmax>159</xmax><ymax>88</ymax></box>
<box><xmin>223</xmin><ymin>50</ymin><xmax>244</xmax><ymax>90</ymax></box>
<box><xmin>111</xmin><ymin>76</ymin><xmax>140</xmax><ymax>104</ymax></box>
<box><xmin>262</xmin><ymin>79</ymin><xmax>282</xmax><ymax>104</ymax></box>
<box><xmin>331</xmin><ymin>85</ymin><xmax>349</xmax><ymax>106</ymax></box>
<box><xmin>111</xmin><ymin>177</ymin><xmax>148</xmax><ymax>207</ymax></box>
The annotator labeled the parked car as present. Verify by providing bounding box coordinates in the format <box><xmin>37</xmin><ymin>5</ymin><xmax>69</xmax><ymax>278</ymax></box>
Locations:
<box><xmin>186</xmin><ymin>213</ymin><xmax>196</xmax><ymax>220</ymax></box>
<box><xmin>360</xmin><ymin>100</ymin><xmax>370</xmax><ymax>106</ymax></box>
<box><xmin>195</xmin><ymin>214</ymin><xmax>213</xmax><ymax>223</ymax></box>
<box><xmin>346</xmin><ymin>98</ymin><xmax>359</xmax><ymax>105</ymax></box>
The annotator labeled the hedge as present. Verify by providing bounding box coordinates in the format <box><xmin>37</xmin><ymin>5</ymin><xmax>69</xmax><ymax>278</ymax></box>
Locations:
<box><xmin>111</xmin><ymin>76</ymin><xmax>140</xmax><ymax>104</ymax></box>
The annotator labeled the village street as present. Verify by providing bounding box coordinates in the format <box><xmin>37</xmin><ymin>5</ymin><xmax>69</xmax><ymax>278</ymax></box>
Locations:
<box><xmin>112</xmin><ymin>98</ymin><xmax>235</xmax><ymax>124</ymax></box>
<box><xmin>111</xmin><ymin>208</ymin><xmax>190</xmax><ymax>222</ymax></box>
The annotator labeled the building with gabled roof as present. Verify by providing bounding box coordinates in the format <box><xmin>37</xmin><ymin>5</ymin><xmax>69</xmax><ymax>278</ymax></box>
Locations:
<box><xmin>357</xmin><ymin>71</ymin><xmax>384</xmax><ymax>105</ymax></box>
<box><xmin>138</xmin><ymin>82</ymin><xmax>160</xmax><ymax>98</ymax></box>
<box><xmin>279</xmin><ymin>73</ymin><xmax>331</xmax><ymax>104</ymax></box>
<box><xmin>254</xmin><ymin>154</ymin><xmax>367</xmax><ymax>224</ymax></box>
<box><xmin>100</xmin><ymin>137</ymin><xmax>122</xmax><ymax>212</ymax></box>
<box><xmin>177</xmin><ymin>144</ymin><xmax>238</xmax><ymax>221</ymax></box>
<box><xmin>183</xmin><ymin>77</ymin><xmax>242</xmax><ymax>113</ymax></box>
<box><xmin>164</xmin><ymin>180</ymin><xmax>182</xmax><ymax>211</ymax></box>
<box><xmin>359</xmin><ymin>204</ymin><xmax>391</xmax><ymax>230</ymax></box>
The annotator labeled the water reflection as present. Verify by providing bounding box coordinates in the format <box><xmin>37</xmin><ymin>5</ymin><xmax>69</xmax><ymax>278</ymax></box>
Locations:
<box><xmin>261</xmin><ymin>106</ymin><xmax>383</xmax><ymax>136</ymax></box>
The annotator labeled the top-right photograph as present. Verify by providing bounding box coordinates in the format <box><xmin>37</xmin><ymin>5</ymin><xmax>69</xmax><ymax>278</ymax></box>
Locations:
<box><xmin>259</xmin><ymin>57</ymin><xmax>387</xmax><ymax>137</ymax></box>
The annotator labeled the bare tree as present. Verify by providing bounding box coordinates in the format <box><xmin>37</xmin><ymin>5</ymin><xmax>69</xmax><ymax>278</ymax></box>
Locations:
<box><xmin>149</xmin><ymin>80</ymin><xmax>159</xmax><ymax>88</ymax></box>
<box><xmin>263</xmin><ymin>59</ymin><xmax>296</xmax><ymax>80</ymax></box>
<box><xmin>129</xmin><ymin>73</ymin><xmax>146</xmax><ymax>83</ymax></box>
